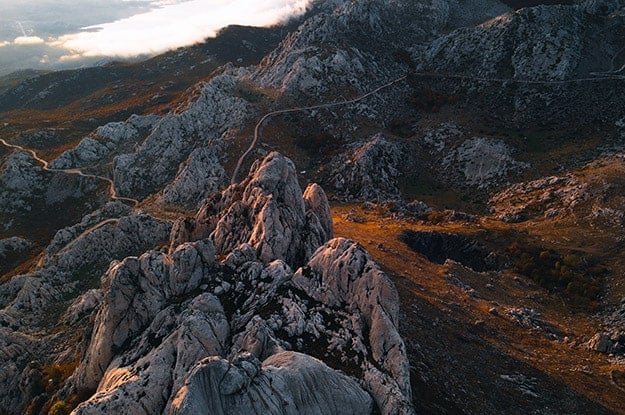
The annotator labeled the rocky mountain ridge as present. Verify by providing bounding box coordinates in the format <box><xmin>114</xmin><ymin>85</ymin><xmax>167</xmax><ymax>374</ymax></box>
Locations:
<box><xmin>59</xmin><ymin>152</ymin><xmax>411</xmax><ymax>415</ymax></box>
<box><xmin>2</xmin><ymin>0</ymin><xmax>625</xmax><ymax>414</ymax></box>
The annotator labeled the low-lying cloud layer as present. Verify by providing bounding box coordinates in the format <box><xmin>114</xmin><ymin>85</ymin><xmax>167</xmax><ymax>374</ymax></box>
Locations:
<box><xmin>0</xmin><ymin>0</ymin><xmax>312</xmax><ymax>76</ymax></box>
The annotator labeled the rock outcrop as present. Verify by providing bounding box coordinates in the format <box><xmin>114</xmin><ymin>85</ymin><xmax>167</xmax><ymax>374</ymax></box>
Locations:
<box><xmin>0</xmin><ymin>237</ymin><xmax>31</xmax><ymax>254</ymax></box>
<box><xmin>50</xmin><ymin>115</ymin><xmax>159</xmax><ymax>170</ymax></box>
<box><xmin>292</xmin><ymin>237</ymin><xmax>412</xmax><ymax>414</ymax></box>
<box><xmin>587</xmin><ymin>298</ymin><xmax>625</xmax><ymax>355</ymax></box>
<box><xmin>0</xmin><ymin>151</ymin><xmax>47</xmax><ymax>214</ymax></box>
<box><xmin>113</xmin><ymin>69</ymin><xmax>253</xmax><ymax>200</ymax></box>
<box><xmin>158</xmin><ymin>145</ymin><xmax>227</xmax><ymax>209</ymax></box>
<box><xmin>254</xmin><ymin>0</ymin><xmax>507</xmax><ymax>95</ymax></box>
<box><xmin>414</xmin><ymin>123</ymin><xmax>528</xmax><ymax>190</ymax></box>
<box><xmin>330</xmin><ymin>134</ymin><xmax>403</xmax><ymax>200</ymax></box>
<box><xmin>489</xmin><ymin>154</ymin><xmax>625</xmax><ymax>225</ymax></box>
<box><xmin>490</xmin><ymin>175</ymin><xmax>588</xmax><ymax>223</ymax></box>
<box><xmin>178</xmin><ymin>152</ymin><xmax>333</xmax><ymax>267</ymax></box>
<box><xmin>0</xmin><ymin>149</ymin><xmax>102</xmax><ymax>215</ymax></box>
<box><xmin>170</xmin><ymin>352</ymin><xmax>373</xmax><ymax>415</ymax></box>
<box><xmin>0</xmin><ymin>329</ymin><xmax>37</xmax><ymax>414</ymax></box>
<box><xmin>422</xmin><ymin>6</ymin><xmax>586</xmax><ymax>81</ymax></box>
<box><xmin>5</xmin><ymin>2</ymin><xmax>624</xmax><ymax>414</ymax></box>
<box><xmin>416</xmin><ymin>2</ymin><xmax>625</xmax><ymax>123</ymax></box>
<box><xmin>442</xmin><ymin>137</ymin><xmax>528</xmax><ymax>188</ymax></box>
<box><xmin>0</xmin><ymin>148</ymin><xmax>106</xmax><ymax>238</ymax></box>
<box><xmin>63</xmin><ymin>152</ymin><xmax>412</xmax><ymax>415</ymax></box>
<box><xmin>0</xmin><ymin>203</ymin><xmax>171</xmax><ymax>414</ymax></box>
<box><xmin>0</xmin><ymin>209</ymin><xmax>171</xmax><ymax>326</ymax></box>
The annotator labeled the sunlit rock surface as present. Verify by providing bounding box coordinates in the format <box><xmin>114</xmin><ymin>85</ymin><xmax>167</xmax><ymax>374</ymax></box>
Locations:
<box><xmin>170</xmin><ymin>352</ymin><xmax>373</xmax><ymax>415</ymax></box>
<box><xmin>64</xmin><ymin>152</ymin><xmax>412</xmax><ymax>415</ymax></box>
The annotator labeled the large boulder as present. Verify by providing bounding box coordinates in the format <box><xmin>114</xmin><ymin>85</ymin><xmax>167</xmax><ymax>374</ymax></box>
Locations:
<box><xmin>171</xmin><ymin>352</ymin><xmax>373</xmax><ymax>415</ymax></box>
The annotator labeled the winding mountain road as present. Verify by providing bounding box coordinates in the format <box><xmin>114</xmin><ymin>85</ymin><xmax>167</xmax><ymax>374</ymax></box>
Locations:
<box><xmin>230</xmin><ymin>69</ymin><xmax>625</xmax><ymax>185</ymax></box>
<box><xmin>0</xmin><ymin>138</ymin><xmax>139</xmax><ymax>206</ymax></box>
<box><xmin>230</xmin><ymin>75</ymin><xmax>408</xmax><ymax>184</ymax></box>
<box><xmin>409</xmin><ymin>71</ymin><xmax>625</xmax><ymax>85</ymax></box>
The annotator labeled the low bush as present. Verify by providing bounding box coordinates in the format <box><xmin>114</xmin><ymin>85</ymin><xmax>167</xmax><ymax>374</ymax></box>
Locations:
<box><xmin>506</xmin><ymin>242</ymin><xmax>607</xmax><ymax>309</ymax></box>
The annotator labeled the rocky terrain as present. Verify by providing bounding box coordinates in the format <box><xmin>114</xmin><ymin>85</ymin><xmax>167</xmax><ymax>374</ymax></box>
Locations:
<box><xmin>1</xmin><ymin>0</ymin><xmax>625</xmax><ymax>414</ymax></box>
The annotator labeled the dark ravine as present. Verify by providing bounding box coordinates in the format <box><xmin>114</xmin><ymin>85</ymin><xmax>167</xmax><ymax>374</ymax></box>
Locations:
<box><xmin>398</xmin><ymin>230</ymin><xmax>501</xmax><ymax>272</ymax></box>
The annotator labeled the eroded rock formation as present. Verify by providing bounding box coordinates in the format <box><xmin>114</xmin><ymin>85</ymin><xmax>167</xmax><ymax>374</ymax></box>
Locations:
<box><xmin>62</xmin><ymin>152</ymin><xmax>413</xmax><ymax>415</ymax></box>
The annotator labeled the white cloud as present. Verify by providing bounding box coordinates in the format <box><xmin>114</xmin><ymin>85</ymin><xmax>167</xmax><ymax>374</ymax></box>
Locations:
<box><xmin>51</xmin><ymin>0</ymin><xmax>312</xmax><ymax>58</ymax></box>
<box><xmin>59</xmin><ymin>54</ymin><xmax>84</xmax><ymax>62</ymax></box>
<box><xmin>0</xmin><ymin>41</ymin><xmax>9</xmax><ymax>48</ymax></box>
<box><xmin>13</xmin><ymin>36</ymin><xmax>45</xmax><ymax>45</ymax></box>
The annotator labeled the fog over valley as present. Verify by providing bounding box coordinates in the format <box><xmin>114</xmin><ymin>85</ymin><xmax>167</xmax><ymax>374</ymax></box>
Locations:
<box><xmin>0</xmin><ymin>0</ymin><xmax>311</xmax><ymax>76</ymax></box>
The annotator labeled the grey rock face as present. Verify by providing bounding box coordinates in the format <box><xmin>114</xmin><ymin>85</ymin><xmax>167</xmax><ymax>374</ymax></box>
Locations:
<box><xmin>330</xmin><ymin>134</ymin><xmax>403</xmax><ymax>200</ymax></box>
<box><xmin>416</xmin><ymin>3</ymin><xmax>625</xmax><ymax>124</ymax></box>
<box><xmin>0</xmin><ymin>210</ymin><xmax>171</xmax><ymax>329</ymax></box>
<box><xmin>44</xmin><ymin>201</ymin><xmax>132</xmax><ymax>257</ymax></box>
<box><xmin>253</xmin><ymin>0</ymin><xmax>509</xmax><ymax>97</ymax></box>
<box><xmin>0</xmin><ymin>151</ymin><xmax>48</xmax><ymax>213</ymax></box>
<box><xmin>42</xmin><ymin>213</ymin><xmax>172</xmax><ymax>272</ymax></box>
<box><xmin>292</xmin><ymin>237</ymin><xmax>413</xmax><ymax>414</ymax></box>
<box><xmin>0</xmin><ymin>151</ymin><xmax>45</xmax><ymax>212</ymax></box>
<box><xmin>49</xmin><ymin>137</ymin><xmax>111</xmax><ymax>170</ymax></box>
<box><xmin>63</xmin><ymin>152</ymin><xmax>412</xmax><ymax>414</ymax></box>
<box><xmin>49</xmin><ymin>115</ymin><xmax>159</xmax><ymax>170</ymax></box>
<box><xmin>0</xmin><ymin>203</ymin><xmax>172</xmax><ymax>415</ymax></box>
<box><xmin>96</xmin><ymin>114</ymin><xmax>161</xmax><ymax>144</ymax></box>
<box><xmin>489</xmin><ymin>174</ymin><xmax>589</xmax><ymax>223</ymax></box>
<box><xmin>442</xmin><ymin>137</ymin><xmax>528</xmax><ymax>188</ymax></box>
<box><xmin>158</xmin><ymin>145</ymin><xmax>226</xmax><ymax>209</ymax></box>
<box><xmin>62</xmin><ymin>289</ymin><xmax>104</xmax><ymax>326</ymax></box>
<box><xmin>171</xmin><ymin>352</ymin><xmax>373</xmax><ymax>415</ymax></box>
<box><xmin>113</xmin><ymin>69</ymin><xmax>252</xmax><ymax>200</ymax></box>
<box><xmin>70</xmin><ymin>237</ymin><xmax>412</xmax><ymax>414</ymax></box>
<box><xmin>0</xmin><ymin>148</ymin><xmax>103</xmax><ymax>239</ymax></box>
<box><xmin>587</xmin><ymin>299</ymin><xmax>625</xmax><ymax>355</ymax></box>
<box><xmin>190</xmin><ymin>152</ymin><xmax>333</xmax><ymax>267</ymax></box>
<box><xmin>422</xmin><ymin>6</ymin><xmax>585</xmax><ymax>81</ymax></box>
<box><xmin>416</xmin><ymin>123</ymin><xmax>528</xmax><ymax>189</ymax></box>
<box><xmin>0</xmin><ymin>329</ymin><xmax>37</xmax><ymax>414</ymax></box>
<box><xmin>303</xmin><ymin>182</ymin><xmax>333</xmax><ymax>238</ymax></box>
<box><xmin>73</xmin><ymin>293</ymin><xmax>229</xmax><ymax>415</ymax></box>
<box><xmin>254</xmin><ymin>0</ymin><xmax>425</xmax><ymax>97</ymax></box>
<box><xmin>0</xmin><ymin>236</ymin><xmax>31</xmax><ymax>255</ymax></box>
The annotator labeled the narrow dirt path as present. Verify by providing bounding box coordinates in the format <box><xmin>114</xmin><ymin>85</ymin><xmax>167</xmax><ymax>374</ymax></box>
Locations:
<box><xmin>0</xmin><ymin>138</ymin><xmax>139</xmax><ymax>206</ymax></box>
<box><xmin>230</xmin><ymin>75</ymin><xmax>408</xmax><ymax>184</ymax></box>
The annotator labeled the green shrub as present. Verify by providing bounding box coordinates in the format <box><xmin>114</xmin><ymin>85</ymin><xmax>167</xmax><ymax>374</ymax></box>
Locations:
<box><xmin>506</xmin><ymin>242</ymin><xmax>607</xmax><ymax>309</ymax></box>
<box><xmin>48</xmin><ymin>401</ymin><xmax>69</xmax><ymax>415</ymax></box>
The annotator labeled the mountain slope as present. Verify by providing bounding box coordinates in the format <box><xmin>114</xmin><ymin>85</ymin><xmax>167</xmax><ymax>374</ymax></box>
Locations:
<box><xmin>1</xmin><ymin>0</ymin><xmax>625</xmax><ymax>414</ymax></box>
